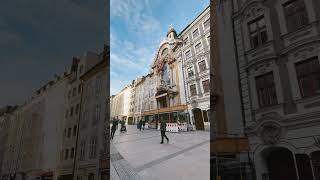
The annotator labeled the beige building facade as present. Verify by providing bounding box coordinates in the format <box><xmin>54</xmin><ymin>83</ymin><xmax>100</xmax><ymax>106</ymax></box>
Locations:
<box><xmin>75</xmin><ymin>46</ymin><xmax>108</xmax><ymax>180</ymax></box>
<box><xmin>1</xmin><ymin>73</ymin><xmax>68</xmax><ymax>180</ymax></box>
<box><xmin>58</xmin><ymin>52</ymin><xmax>100</xmax><ymax>180</ymax></box>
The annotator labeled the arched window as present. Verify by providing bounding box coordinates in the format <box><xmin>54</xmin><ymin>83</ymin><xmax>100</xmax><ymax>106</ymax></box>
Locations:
<box><xmin>162</xmin><ymin>63</ymin><xmax>170</xmax><ymax>85</ymax></box>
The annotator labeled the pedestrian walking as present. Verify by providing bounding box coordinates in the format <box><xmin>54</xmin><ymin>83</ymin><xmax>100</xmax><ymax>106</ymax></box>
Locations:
<box><xmin>142</xmin><ymin>120</ymin><xmax>146</xmax><ymax>130</ymax></box>
<box><xmin>160</xmin><ymin>118</ymin><xmax>169</xmax><ymax>144</ymax></box>
<box><xmin>139</xmin><ymin>120</ymin><xmax>143</xmax><ymax>131</ymax></box>
<box><xmin>111</xmin><ymin>118</ymin><xmax>117</xmax><ymax>140</ymax></box>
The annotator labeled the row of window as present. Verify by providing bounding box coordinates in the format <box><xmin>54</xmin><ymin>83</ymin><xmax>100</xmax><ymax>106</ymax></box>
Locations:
<box><xmin>255</xmin><ymin>57</ymin><xmax>320</xmax><ymax>108</ymax></box>
<box><xmin>183</xmin><ymin>16</ymin><xmax>210</xmax><ymax>46</ymax></box>
<box><xmin>187</xmin><ymin>59</ymin><xmax>208</xmax><ymax>77</ymax></box>
<box><xmin>62</xmin><ymin>147</ymin><xmax>75</xmax><ymax>160</ymax></box>
<box><xmin>85</xmin><ymin>75</ymin><xmax>104</xmax><ymax>99</ymax></box>
<box><xmin>64</xmin><ymin>125</ymin><xmax>77</xmax><ymax>138</ymax></box>
<box><xmin>184</xmin><ymin>36</ymin><xmax>210</xmax><ymax>60</ymax></box>
<box><xmin>80</xmin><ymin>105</ymin><xmax>101</xmax><ymax>129</ymax></box>
<box><xmin>79</xmin><ymin>137</ymin><xmax>98</xmax><ymax>160</ymax></box>
<box><xmin>248</xmin><ymin>0</ymin><xmax>309</xmax><ymax>49</ymax></box>
<box><xmin>189</xmin><ymin>79</ymin><xmax>210</xmax><ymax>97</ymax></box>
<box><xmin>65</xmin><ymin>104</ymin><xmax>80</xmax><ymax>118</ymax></box>
<box><xmin>68</xmin><ymin>84</ymin><xmax>82</xmax><ymax>98</ymax></box>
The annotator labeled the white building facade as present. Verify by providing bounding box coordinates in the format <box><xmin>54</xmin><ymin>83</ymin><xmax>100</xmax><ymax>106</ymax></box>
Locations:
<box><xmin>231</xmin><ymin>0</ymin><xmax>320</xmax><ymax>179</ymax></box>
<box><xmin>75</xmin><ymin>50</ymin><xmax>108</xmax><ymax>180</ymax></box>
<box><xmin>177</xmin><ymin>6</ymin><xmax>211</xmax><ymax>131</ymax></box>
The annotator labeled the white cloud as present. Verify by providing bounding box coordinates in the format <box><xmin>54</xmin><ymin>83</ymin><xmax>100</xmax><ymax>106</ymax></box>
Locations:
<box><xmin>140</xmin><ymin>15</ymin><xmax>161</xmax><ymax>34</ymax></box>
<box><xmin>110</xmin><ymin>40</ymin><xmax>155</xmax><ymax>95</ymax></box>
<box><xmin>110</xmin><ymin>0</ymin><xmax>164</xmax><ymax>95</ymax></box>
<box><xmin>110</xmin><ymin>78</ymin><xmax>130</xmax><ymax>95</ymax></box>
<box><xmin>110</xmin><ymin>30</ymin><xmax>118</xmax><ymax>47</ymax></box>
<box><xmin>110</xmin><ymin>71</ymin><xmax>119</xmax><ymax>77</ymax></box>
<box><xmin>110</xmin><ymin>53</ymin><xmax>140</xmax><ymax>68</ymax></box>
<box><xmin>110</xmin><ymin>0</ymin><xmax>161</xmax><ymax>35</ymax></box>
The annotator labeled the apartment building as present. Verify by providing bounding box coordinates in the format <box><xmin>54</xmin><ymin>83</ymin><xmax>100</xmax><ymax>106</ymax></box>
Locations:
<box><xmin>58</xmin><ymin>52</ymin><xmax>100</xmax><ymax>180</ymax></box>
<box><xmin>231</xmin><ymin>0</ymin><xmax>320</xmax><ymax>179</ymax></box>
<box><xmin>75</xmin><ymin>46</ymin><xmax>108</xmax><ymax>180</ymax></box>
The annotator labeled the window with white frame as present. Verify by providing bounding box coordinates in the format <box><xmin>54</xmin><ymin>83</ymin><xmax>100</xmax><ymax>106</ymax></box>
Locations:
<box><xmin>198</xmin><ymin>59</ymin><xmax>207</xmax><ymax>72</ymax></box>
<box><xmin>283</xmin><ymin>0</ymin><xmax>308</xmax><ymax>32</ymax></box>
<box><xmin>295</xmin><ymin>57</ymin><xmax>320</xmax><ymax>98</ymax></box>
<box><xmin>192</xmin><ymin>28</ymin><xmax>199</xmax><ymax>39</ymax></box>
<box><xmin>202</xmin><ymin>79</ymin><xmax>210</xmax><ymax>93</ymax></box>
<box><xmin>183</xmin><ymin>36</ymin><xmax>189</xmax><ymax>46</ymax></box>
<box><xmin>207</xmin><ymin>35</ymin><xmax>210</xmax><ymax>47</ymax></box>
<box><xmin>194</xmin><ymin>42</ymin><xmax>202</xmax><ymax>54</ymax></box>
<box><xmin>203</xmin><ymin>18</ymin><xmax>210</xmax><ymax>30</ymax></box>
<box><xmin>248</xmin><ymin>16</ymin><xmax>268</xmax><ymax>49</ymax></box>
<box><xmin>190</xmin><ymin>84</ymin><xmax>197</xmax><ymax>96</ymax></box>
<box><xmin>185</xmin><ymin>50</ymin><xmax>191</xmax><ymax>60</ymax></box>
<box><xmin>255</xmin><ymin>72</ymin><xmax>278</xmax><ymax>108</ymax></box>
<box><xmin>187</xmin><ymin>66</ymin><xmax>194</xmax><ymax>77</ymax></box>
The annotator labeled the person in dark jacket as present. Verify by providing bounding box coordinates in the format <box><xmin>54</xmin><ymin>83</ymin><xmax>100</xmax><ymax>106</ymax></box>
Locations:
<box><xmin>160</xmin><ymin>118</ymin><xmax>169</xmax><ymax>144</ymax></box>
<box><xmin>139</xmin><ymin>120</ymin><xmax>143</xmax><ymax>131</ymax></box>
<box><xmin>111</xmin><ymin>118</ymin><xmax>117</xmax><ymax>139</ymax></box>
<box><xmin>142</xmin><ymin>120</ymin><xmax>146</xmax><ymax>130</ymax></box>
<box><xmin>116</xmin><ymin>117</ymin><xmax>119</xmax><ymax>129</ymax></box>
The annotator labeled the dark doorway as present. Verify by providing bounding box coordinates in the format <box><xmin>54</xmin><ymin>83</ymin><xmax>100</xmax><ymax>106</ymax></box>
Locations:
<box><xmin>192</xmin><ymin>108</ymin><xmax>204</xmax><ymax>130</ymax></box>
<box><xmin>158</xmin><ymin>96</ymin><xmax>168</xmax><ymax>108</ymax></box>
<box><xmin>296</xmin><ymin>154</ymin><xmax>313</xmax><ymax>180</ymax></box>
<box><xmin>128</xmin><ymin>117</ymin><xmax>133</xmax><ymax>125</ymax></box>
<box><xmin>266</xmin><ymin>147</ymin><xmax>297</xmax><ymax>180</ymax></box>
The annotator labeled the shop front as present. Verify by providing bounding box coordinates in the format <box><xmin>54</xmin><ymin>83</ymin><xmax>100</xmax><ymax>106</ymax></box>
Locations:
<box><xmin>142</xmin><ymin>105</ymin><xmax>189</xmax><ymax>130</ymax></box>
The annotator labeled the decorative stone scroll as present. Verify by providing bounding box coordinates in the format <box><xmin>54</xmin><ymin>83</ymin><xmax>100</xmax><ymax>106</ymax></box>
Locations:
<box><xmin>259</xmin><ymin>123</ymin><xmax>282</xmax><ymax>145</ymax></box>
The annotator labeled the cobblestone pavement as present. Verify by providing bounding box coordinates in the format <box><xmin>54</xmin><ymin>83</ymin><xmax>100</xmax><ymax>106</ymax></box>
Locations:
<box><xmin>110</xmin><ymin>125</ymin><xmax>210</xmax><ymax>180</ymax></box>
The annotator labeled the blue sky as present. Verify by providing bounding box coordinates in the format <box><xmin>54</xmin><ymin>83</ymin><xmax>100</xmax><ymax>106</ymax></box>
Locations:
<box><xmin>0</xmin><ymin>0</ymin><xmax>106</xmax><ymax>106</ymax></box>
<box><xmin>110</xmin><ymin>0</ymin><xmax>209</xmax><ymax>95</ymax></box>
